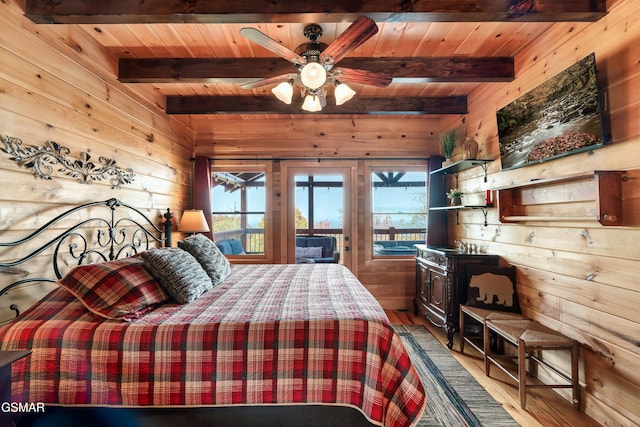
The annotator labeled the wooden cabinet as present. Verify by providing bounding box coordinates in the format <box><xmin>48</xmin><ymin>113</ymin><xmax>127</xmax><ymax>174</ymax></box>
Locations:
<box><xmin>414</xmin><ymin>245</ymin><xmax>498</xmax><ymax>349</ymax></box>
<box><xmin>416</xmin><ymin>259</ymin><xmax>448</xmax><ymax>321</ymax></box>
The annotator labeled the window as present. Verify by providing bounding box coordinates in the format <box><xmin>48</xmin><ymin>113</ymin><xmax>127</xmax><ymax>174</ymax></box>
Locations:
<box><xmin>211</xmin><ymin>167</ymin><xmax>268</xmax><ymax>256</ymax></box>
<box><xmin>370</xmin><ymin>168</ymin><xmax>427</xmax><ymax>257</ymax></box>
<box><xmin>294</xmin><ymin>174</ymin><xmax>343</xmax><ymax>235</ymax></box>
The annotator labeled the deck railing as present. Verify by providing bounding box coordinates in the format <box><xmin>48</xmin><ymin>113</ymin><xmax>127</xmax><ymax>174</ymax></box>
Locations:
<box><xmin>213</xmin><ymin>227</ymin><xmax>426</xmax><ymax>256</ymax></box>
<box><xmin>373</xmin><ymin>227</ymin><xmax>426</xmax><ymax>242</ymax></box>
<box><xmin>214</xmin><ymin>229</ymin><xmax>264</xmax><ymax>254</ymax></box>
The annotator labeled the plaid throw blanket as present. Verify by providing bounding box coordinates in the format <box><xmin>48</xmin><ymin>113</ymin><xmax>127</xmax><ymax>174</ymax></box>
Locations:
<box><xmin>0</xmin><ymin>264</ymin><xmax>426</xmax><ymax>427</ymax></box>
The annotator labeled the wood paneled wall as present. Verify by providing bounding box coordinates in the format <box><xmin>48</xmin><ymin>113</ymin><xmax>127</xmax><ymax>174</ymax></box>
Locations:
<box><xmin>197</xmin><ymin>119</ymin><xmax>441</xmax><ymax>310</ymax></box>
<box><xmin>0</xmin><ymin>1</ymin><xmax>193</xmax><ymax>320</ymax></box>
<box><xmin>195</xmin><ymin>117</ymin><xmax>441</xmax><ymax>158</ymax></box>
<box><xmin>443</xmin><ymin>1</ymin><xmax>640</xmax><ymax>425</ymax></box>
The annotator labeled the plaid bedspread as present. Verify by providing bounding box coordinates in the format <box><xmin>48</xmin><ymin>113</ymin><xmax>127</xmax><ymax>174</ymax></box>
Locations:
<box><xmin>0</xmin><ymin>263</ymin><xmax>426</xmax><ymax>427</ymax></box>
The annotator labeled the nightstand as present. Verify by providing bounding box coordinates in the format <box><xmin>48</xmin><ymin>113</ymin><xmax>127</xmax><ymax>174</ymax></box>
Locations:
<box><xmin>1</xmin><ymin>350</ymin><xmax>32</xmax><ymax>427</ymax></box>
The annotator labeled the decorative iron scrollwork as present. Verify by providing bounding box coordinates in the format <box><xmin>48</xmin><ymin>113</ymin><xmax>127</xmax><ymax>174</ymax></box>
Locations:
<box><xmin>1</xmin><ymin>134</ymin><xmax>135</xmax><ymax>189</ymax></box>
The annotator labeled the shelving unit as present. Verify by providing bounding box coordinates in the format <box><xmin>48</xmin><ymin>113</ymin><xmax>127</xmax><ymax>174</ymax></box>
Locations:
<box><xmin>494</xmin><ymin>170</ymin><xmax>625</xmax><ymax>226</ymax></box>
<box><xmin>428</xmin><ymin>159</ymin><xmax>494</xmax><ymax>226</ymax></box>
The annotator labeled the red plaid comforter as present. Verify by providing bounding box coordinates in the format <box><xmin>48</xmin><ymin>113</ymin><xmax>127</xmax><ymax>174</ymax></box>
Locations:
<box><xmin>0</xmin><ymin>263</ymin><xmax>426</xmax><ymax>427</ymax></box>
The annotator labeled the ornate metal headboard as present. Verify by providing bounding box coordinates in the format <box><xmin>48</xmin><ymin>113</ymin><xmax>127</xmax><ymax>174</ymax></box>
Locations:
<box><xmin>0</xmin><ymin>198</ymin><xmax>173</xmax><ymax>317</ymax></box>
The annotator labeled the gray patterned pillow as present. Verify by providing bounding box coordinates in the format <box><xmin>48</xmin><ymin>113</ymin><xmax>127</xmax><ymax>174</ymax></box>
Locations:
<box><xmin>141</xmin><ymin>248</ymin><xmax>212</xmax><ymax>304</ymax></box>
<box><xmin>296</xmin><ymin>246</ymin><xmax>323</xmax><ymax>258</ymax></box>
<box><xmin>178</xmin><ymin>234</ymin><xmax>232</xmax><ymax>286</ymax></box>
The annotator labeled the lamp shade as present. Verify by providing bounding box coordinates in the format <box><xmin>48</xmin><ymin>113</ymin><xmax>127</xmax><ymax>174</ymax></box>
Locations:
<box><xmin>301</xmin><ymin>94</ymin><xmax>322</xmax><ymax>112</ymax></box>
<box><xmin>271</xmin><ymin>81</ymin><xmax>293</xmax><ymax>104</ymax></box>
<box><xmin>300</xmin><ymin>62</ymin><xmax>327</xmax><ymax>90</ymax></box>
<box><xmin>334</xmin><ymin>82</ymin><xmax>356</xmax><ymax>105</ymax></box>
<box><xmin>178</xmin><ymin>210</ymin><xmax>210</xmax><ymax>234</ymax></box>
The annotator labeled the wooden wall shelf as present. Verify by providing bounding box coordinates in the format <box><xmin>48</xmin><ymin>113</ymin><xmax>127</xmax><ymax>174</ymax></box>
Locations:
<box><xmin>430</xmin><ymin>159</ymin><xmax>493</xmax><ymax>183</ymax></box>
<box><xmin>429</xmin><ymin>159</ymin><xmax>494</xmax><ymax>227</ymax></box>
<box><xmin>430</xmin><ymin>205</ymin><xmax>493</xmax><ymax>226</ymax></box>
<box><xmin>494</xmin><ymin>171</ymin><xmax>625</xmax><ymax>226</ymax></box>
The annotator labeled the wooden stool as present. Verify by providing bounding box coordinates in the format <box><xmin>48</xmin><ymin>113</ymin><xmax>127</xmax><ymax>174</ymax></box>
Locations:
<box><xmin>459</xmin><ymin>305</ymin><xmax>524</xmax><ymax>355</ymax></box>
<box><xmin>484</xmin><ymin>318</ymin><xmax>580</xmax><ymax>410</ymax></box>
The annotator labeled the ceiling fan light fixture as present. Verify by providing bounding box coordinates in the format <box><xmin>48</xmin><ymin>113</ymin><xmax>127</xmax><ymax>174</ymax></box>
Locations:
<box><xmin>334</xmin><ymin>82</ymin><xmax>356</xmax><ymax>106</ymax></box>
<box><xmin>300</xmin><ymin>62</ymin><xmax>327</xmax><ymax>90</ymax></box>
<box><xmin>301</xmin><ymin>94</ymin><xmax>322</xmax><ymax>112</ymax></box>
<box><xmin>271</xmin><ymin>81</ymin><xmax>294</xmax><ymax>104</ymax></box>
<box><xmin>240</xmin><ymin>17</ymin><xmax>386</xmax><ymax>113</ymax></box>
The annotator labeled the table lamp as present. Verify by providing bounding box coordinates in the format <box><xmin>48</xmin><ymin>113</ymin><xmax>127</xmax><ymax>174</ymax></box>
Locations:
<box><xmin>178</xmin><ymin>209</ymin><xmax>210</xmax><ymax>235</ymax></box>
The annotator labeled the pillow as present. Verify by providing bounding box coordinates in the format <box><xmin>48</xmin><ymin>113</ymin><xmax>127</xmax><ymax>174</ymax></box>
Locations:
<box><xmin>178</xmin><ymin>234</ymin><xmax>232</xmax><ymax>286</ymax></box>
<box><xmin>228</xmin><ymin>239</ymin><xmax>245</xmax><ymax>255</ymax></box>
<box><xmin>296</xmin><ymin>246</ymin><xmax>323</xmax><ymax>258</ymax></box>
<box><xmin>465</xmin><ymin>265</ymin><xmax>520</xmax><ymax>313</ymax></box>
<box><xmin>215</xmin><ymin>240</ymin><xmax>232</xmax><ymax>255</ymax></box>
<box><xmin>57</xmin><ymin>256</ymin><xmax>170</xmax><ymax>320</ymax></box>
<box><xmin>141</xmin><ymin>248</ymin><xmax>212</xmax><ymax>304</ymax></box>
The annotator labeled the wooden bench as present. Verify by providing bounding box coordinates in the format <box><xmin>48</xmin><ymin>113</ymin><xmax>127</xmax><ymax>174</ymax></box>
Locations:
<box><xmin>484</xmin><ymin>318</ymin><xmax>580</xmax><ymax>410</ymax></box>
<box><xmin>459</xmin><ymin>304</ymin><xmax>524</xmax><ymax>356</ymax></box>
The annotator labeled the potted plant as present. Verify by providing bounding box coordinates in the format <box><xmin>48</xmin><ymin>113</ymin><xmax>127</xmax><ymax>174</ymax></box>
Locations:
<box><xmin>446</xmin><ymin>188</ymin><xmax>463</xmax><ymax>206</ymax></box>
<box><xmin>439</xmin><ymin>128</ymin><xmax>460</xmax><ymax>160</ymax></box>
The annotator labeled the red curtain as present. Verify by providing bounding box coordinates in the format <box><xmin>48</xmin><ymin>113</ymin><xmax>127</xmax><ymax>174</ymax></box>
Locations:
<box><xmin>193</xmin><ymin>156</ymin><xmax>214</xmax><ymax>240</ymax></box>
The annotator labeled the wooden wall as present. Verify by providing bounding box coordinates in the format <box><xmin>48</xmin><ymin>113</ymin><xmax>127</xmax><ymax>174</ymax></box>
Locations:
<box><xmin>443</xmin><ymin>1</ymin><xmax>640</xmax><ymax>425</ymax></box>
<box><xmin>0</xmin><ymin>1</ymin><xmax>193</xmax><ymax>320</ymax></box>
<box><xmin>197</xmin><ymin>118</ymin><xmax>441</xmax><ymax>309</ymax></box>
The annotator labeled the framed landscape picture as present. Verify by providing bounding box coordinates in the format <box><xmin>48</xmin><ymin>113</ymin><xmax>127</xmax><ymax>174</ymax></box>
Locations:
<box><xmin>497</xmin><ymin>53</ymin><xmax>609</xmax><ymax>171</ymax></box>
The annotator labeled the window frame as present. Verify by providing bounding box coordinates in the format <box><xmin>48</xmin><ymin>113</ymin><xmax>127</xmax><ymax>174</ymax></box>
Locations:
<box><xmin>210</xmin><ymin>161</ymin><xmax>272</xmax><ymax>262</ymax></box>
<box><xmin>364</xmin><ymin>160</ymin><xmax>428</xmax><ymax>266</ymax></box>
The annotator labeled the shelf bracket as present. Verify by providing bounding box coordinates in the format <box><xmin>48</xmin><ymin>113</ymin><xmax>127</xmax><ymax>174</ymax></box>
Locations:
<box><xmin>452</xmin><ymin>162</ymin><xmax>488</xmax><ymax>186</ymax></box>
<box><xmin>480</xmin><ymin>163</ymin><xmax>489</xmax><ymax>182</ymax></box>
<box><xmin>481</xmin><ymin>207</ymin><xmax>489</xmax><ymax>226</ymax></box>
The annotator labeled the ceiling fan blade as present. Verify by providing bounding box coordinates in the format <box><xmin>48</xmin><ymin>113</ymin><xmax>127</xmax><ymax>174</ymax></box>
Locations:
<box><xmin>240</xmin><ymin>28</ymin><xmax>305</xmax><ymax>65</ymax></box>
<box><xmin>241</xmin><ymin>73</ymin><xmax>298</xmax><ymax>90</ymax></box>
<box><xmin>320</xmin><ymin>16</ymin><xmax>379</xmax><ymax>66</ymax></box>
<box><xmin>334</xmin><ymin>67</ymin><xmax>392</xmax><ymax>87</ymax></box>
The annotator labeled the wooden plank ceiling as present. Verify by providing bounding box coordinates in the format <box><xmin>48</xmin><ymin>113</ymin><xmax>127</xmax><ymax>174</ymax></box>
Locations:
<box><xmin>21</xmin><ymin>0</ymin><xmax>607</xmax><ymax>135</ymax></box>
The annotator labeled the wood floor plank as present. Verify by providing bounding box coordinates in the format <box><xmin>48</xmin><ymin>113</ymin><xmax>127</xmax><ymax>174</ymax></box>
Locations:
<box><xmin>386</xmin><ymin>309</ymin><xmax>601</xmax><ymax>427</ymax></box>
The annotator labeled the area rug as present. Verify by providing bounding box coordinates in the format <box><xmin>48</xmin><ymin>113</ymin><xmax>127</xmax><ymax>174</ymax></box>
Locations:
<box><xmin>395</xmin><ymin>325</ymin><xmax>519</xmax><ymax>427</ymax></box>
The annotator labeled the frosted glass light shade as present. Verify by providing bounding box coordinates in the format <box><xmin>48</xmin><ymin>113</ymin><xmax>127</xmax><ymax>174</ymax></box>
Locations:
<box><xmin>178</xmin><ymin>210</ymin><xmax>210</xmax><ymax>234</ymax></box>
<box><xmin>334</xmin><ymin>83</ymin><xmax>356</xmax><ymax>105</ymax></box>
<box><xmin>301</xmin><ymin>95</ymin><xmax>322</xmax><ymax>112</ymax></box>
<box><xmin>300</xmin><ymin>62</ymin><xmax>327</xmax><ymax>90</ymax></box>
<box><xmin>271</xmin><ymin>81</ymin><xmax>293</xmax><ymax>104</ymax></box>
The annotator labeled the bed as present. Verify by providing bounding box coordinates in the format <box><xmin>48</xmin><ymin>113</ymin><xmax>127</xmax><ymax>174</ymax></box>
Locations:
<box><xmin>0</xmin><ymin>199</ymin><xmax>426</xmax><ymax>427</ymax></box>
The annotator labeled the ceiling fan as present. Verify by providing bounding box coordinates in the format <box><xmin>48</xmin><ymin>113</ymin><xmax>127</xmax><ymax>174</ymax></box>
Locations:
<box><xmin>240</xmin><ymin>16</ymin><xmax>393</xmax><ymax>112</ymax></box>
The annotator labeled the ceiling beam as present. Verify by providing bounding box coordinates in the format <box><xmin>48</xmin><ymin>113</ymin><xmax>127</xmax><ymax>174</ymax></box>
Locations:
<box><xmin>25</xmin><ymin>0</ymin><xmax>607</xmax><ymax>24</ymax></box>
<box><xmin>119</xmin><ymin>57</ymin><xmax>515</xmax><ymax>84</ymax></box>
<box><xmin>165</xmin><ymin>96</ymin><xmax>468</xmax><ymax>115</ymax></box>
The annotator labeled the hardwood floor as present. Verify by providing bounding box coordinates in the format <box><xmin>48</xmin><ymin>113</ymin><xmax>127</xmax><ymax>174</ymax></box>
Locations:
<box><xmin>386</xmin><ymin>309</ymin><xmax>602</xmax><ymax>427</ymax></box>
